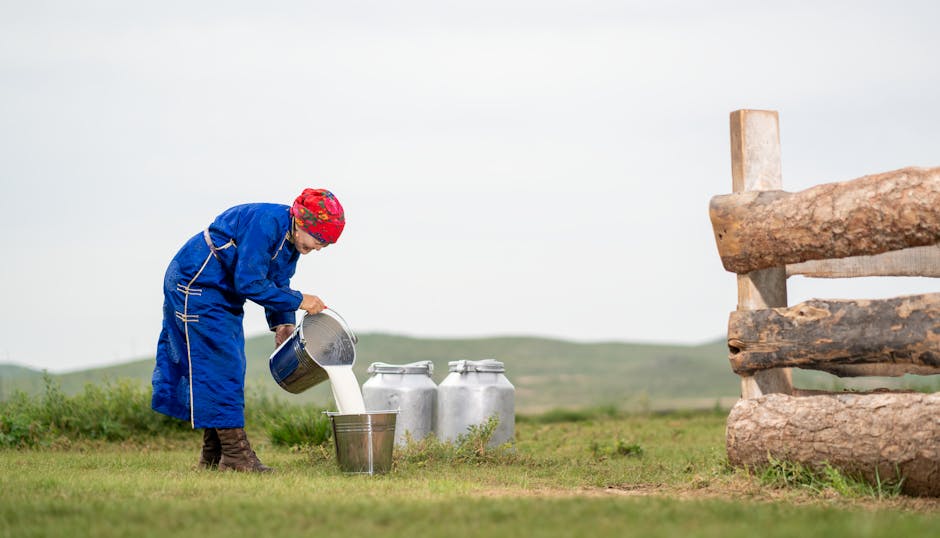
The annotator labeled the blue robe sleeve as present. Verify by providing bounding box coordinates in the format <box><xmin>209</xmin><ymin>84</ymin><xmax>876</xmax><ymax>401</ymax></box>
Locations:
<box><xmin>266</xmin><ymin>310</ymin><xmax>297</xmax><ymax>329</ymax></box>
<box><xmin>232</xmin><ymin>212</ymin><xmax>304</xmax><ymax>315</ymax></box>
<box><xmin>265</xmin><ymin>258</ymin><xmax>299</xmax><ymax>329</ymax></box>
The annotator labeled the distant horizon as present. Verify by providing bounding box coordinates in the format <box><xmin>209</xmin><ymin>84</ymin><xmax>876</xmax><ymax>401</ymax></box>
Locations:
<box><xmin>1</xmin><ymin>329</ymin><xmax>728</xmax><ymax>374</ymax></box>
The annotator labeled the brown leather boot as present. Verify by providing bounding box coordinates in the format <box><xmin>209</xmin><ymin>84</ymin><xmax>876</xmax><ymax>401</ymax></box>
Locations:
<box><xmin>217</xmin><ymin>428</ymin><xmax>274</xmax><ymax>473</ymax></box>
<box><xmin>197</xmin><ymin>428</ymin><xmax>221</xmax><ymax>469</ymax></box>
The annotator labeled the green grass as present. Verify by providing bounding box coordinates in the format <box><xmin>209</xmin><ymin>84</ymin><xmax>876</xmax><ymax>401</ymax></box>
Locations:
<box><xmin>264</xmin><ymin>405</ymin><xmax>333</xmax><ymax>447</ymax></box>
<box><xmin>756</xmin><ymin>456</ymin><xmax>905</xmax><ymax>500</ymax></box>
<box><xmin>3</xmin><ymin>352</ymin><xmax>939</xmax><ymax>537</ymax></box>
<box><xmin>0</xmin><ymin>376</ymin><xmax>328</xmax><ymax>448</ymax></box>
<box><xmin>2</xmin><ymin>410</ymin><xmax>939</xmax><ymax>538</ymax></box>
<box><xmin>0</xmin><ymin>375</ymin><xmax>191</xmax><ymax>447</ymax></box>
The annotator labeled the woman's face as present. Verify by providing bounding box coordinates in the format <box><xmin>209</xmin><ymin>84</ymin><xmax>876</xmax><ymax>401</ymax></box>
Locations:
<box><xmin>292</xmin><ymin>226</ymin><xmax>327</xmax><ymax>254</ymax></box>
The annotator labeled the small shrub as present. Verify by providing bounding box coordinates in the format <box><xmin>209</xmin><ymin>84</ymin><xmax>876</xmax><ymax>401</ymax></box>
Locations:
<box><xmin>0</xmin><ymin>408</ymin><xmax>43</xmax><ymax>448</ymax></box>
<box><xmin>454</xmin><ymin>415</ymin><xmax>500</xmax><ymax>461</ymax></box>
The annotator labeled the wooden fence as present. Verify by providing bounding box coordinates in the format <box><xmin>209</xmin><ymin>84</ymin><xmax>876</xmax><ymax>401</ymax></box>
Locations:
<box><xmin>708</xmin><ymin>109</ymin><xmax>940</xmax><ymax>496</ymax></box>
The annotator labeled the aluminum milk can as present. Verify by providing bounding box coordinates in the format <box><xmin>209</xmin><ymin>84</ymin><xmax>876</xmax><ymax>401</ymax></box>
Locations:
<box><xmin>436</xmin><ymin>359</ymin><xmax>514</xmax><ymax>447</ymax></box>
<box><xmin>362</xmin><ymin>361</ymin><xmax>437</xmax><ymax>445</ymax></box>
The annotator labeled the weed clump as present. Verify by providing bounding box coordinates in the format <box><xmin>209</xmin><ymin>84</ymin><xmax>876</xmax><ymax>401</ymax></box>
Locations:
<box><xmin>396</xmin><ymin>415</ymin><xmax>521</xmax><ymax>466</ymax></box>
<box><xmin>756</xmin><ymin>455</ymin><xmax>904</xmax><ymax>499</ymax></box>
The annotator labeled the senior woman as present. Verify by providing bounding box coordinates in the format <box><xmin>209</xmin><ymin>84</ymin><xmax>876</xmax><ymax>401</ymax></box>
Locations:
<box><xmin>152</xmin><ymin>188</ymin><xmax>345</xmax><ymax>473</ymax></box>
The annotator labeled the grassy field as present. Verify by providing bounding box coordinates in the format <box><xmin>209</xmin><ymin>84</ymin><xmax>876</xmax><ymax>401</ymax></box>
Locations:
<box><xmin>4</xmin><ymin>333</ymin><xmax>939</xmax><ymax>536</ymax></box>
<box><xmin>2</xmin><ymin>410</ymin><xmax>939</xmax><ymax>538</ymax></box>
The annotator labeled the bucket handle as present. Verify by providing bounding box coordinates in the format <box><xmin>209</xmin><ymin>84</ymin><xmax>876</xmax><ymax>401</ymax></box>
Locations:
<box><xmin>324</xmin><ymin>307</ymin><xmax>358</xmax><ymax>344</ymax></box>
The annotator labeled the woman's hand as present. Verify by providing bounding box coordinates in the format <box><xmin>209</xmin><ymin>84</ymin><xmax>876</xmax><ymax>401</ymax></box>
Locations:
<box><xmin>299</xmin><ymin>294</ymin><xmax>327</xmax><ymax>315</ymax></box>
<box><xmin>273</xmin><ymin>324</ymin><xmax>294</xmax><ymax>347</ymax></box>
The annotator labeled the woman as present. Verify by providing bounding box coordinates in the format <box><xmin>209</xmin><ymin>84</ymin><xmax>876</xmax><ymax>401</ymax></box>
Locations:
<box><xmin>152</xmin><ymin>188</ymin><xmax>345</xmax><ymax>472</ymax></box>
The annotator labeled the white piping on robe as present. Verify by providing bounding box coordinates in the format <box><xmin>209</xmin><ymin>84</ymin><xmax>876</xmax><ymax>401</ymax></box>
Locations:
<box><xmin>178</xmin><ymin>230</ymin><xmax>236</xmax><ymax>428</ymax></box>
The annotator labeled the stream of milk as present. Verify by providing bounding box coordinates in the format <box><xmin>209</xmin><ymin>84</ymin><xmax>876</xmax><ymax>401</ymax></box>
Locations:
<box><xmin>323</xmin><ymin>365</ymin><xmax>366</xmax><ymax>414</ymax></box>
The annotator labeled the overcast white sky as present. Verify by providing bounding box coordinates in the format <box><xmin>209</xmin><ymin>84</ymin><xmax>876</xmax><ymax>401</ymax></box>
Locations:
<box><xmin>1</xmin><ymin>1</ymin><xmax>938</xmax><ymax>372</ymax></box>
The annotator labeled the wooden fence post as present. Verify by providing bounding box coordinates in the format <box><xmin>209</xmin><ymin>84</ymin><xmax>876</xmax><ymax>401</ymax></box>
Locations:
<box><xmin>729</xmin><ymin>109</ymin><xmax>793</xmax><ymax>398</ymax></box>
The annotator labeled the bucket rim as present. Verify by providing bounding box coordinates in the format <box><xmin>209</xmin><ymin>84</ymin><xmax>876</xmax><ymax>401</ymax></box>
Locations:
<box><xmin>324</xmin><ymin>410</ymin><xmax>399</xmax><ymax>417</ymax></box>
<box><xmin>319</xmin><ymin>308</ymin><xmax>358</xmax><ymax>344</ymax></box>
<box><xmin>298</xmin><ymin>309</ymin><xmax>358</xmax><ymax>367</ymax></box>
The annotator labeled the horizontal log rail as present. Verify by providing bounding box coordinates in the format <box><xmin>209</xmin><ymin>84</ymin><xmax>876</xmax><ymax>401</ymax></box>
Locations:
<box><xmin>816</xmin><ymin>363</ymin><xmax>940</xmax><ymax>378</ymax></box>
<box><xmin>786</xmin><ymin>243</ymin><xmax>940</xmax><ymax>278</ymax></box>
<box><xmin>727</xmin><ymin>392</ymin><xmax>940</xmax><ymax>497</ymax></box>
<box><xmin>710</xmin><ymin>166</ymin><xmax>940</xmax><ymax>274</ymax></box>
<box><xmin>727</xmin><ymin>292</ymin><xmax>940</xmax><ymax>375</ymax></box>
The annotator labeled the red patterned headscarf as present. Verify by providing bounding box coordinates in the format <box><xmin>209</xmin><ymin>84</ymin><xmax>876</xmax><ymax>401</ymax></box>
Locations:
<box><xmin>290</xmin><ymin>188</ymin><xmax>345</xmax><ymax>244</ymax></box>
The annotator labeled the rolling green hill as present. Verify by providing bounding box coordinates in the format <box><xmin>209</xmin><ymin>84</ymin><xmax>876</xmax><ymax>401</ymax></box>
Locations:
<box><xmin>2</xmin><ymin>333</ymin><xmax>937</xmax><ymax>412</ymax></box>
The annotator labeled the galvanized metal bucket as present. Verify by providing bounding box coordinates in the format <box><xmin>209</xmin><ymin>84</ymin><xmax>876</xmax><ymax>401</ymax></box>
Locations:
<box><xmin>327</xmin><ymin>411</ymin><xmax>398</xmax><ymax>475</ymax></box>
<box><xmin>268</xmin><ymin>309</ymin><xmax>357</xmax><ymax>394</ymax></box>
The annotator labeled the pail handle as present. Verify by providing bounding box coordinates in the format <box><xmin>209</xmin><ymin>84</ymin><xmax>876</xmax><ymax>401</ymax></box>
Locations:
<box><xmin>324</xmin><ymin>308</ymin><xmax>358</xmax><ymax>344</ymax></box>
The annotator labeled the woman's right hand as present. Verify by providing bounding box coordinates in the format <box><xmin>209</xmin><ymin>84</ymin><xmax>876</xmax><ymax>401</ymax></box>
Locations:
<box><xmin>300</xmin><ymin>294</ymin><xmax>327</xmax><ymax>315</ymax></box>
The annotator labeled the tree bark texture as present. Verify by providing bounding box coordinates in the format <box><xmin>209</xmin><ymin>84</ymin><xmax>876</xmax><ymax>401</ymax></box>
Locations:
<box><xmin>728</xmin><ymin>293</ymin><xmax>940</xmax><ymax>376</ymax></box>
<box><xmin>710</xmin><ymin>166</ymin><xmax>940</xmax><ymax>274</ymax></box>
<box><xmin>726</xmin><ymin>392</ymin><xmax>940</xmax><ymax>497</ymax></box>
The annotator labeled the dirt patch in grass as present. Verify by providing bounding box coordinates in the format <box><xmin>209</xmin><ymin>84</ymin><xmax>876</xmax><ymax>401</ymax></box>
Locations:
<box><xmin>474</xmin><ymin>482</ymin><xmax>940</xmax><ymax>514</ymax></box>
<box><xmin>474</xmin><ymin>483</ymin><xmax>743</xmax><ymax>500</ymax></box>
<box><xmin>604</xmin><ymin>481</ymin><xmax>940</xmax><ymax>513</ymax></box>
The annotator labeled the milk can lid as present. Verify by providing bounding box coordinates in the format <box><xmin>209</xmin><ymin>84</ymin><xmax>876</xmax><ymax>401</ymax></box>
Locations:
<box><xmin>367</xmin><ymin>360</ymin><xmax>434</xmax><ymax>375</ymax></box>
<box><xmin>448</xmin><ymin>359</ymin><xmax>505</xmax><ymax>373</ymax></box>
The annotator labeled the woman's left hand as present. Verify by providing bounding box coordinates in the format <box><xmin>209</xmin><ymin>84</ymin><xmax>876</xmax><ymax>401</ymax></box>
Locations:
<box><xmin>274</xmin><ymin>324</ymin><xmax>294</xmax><ymax>347</ymax></box>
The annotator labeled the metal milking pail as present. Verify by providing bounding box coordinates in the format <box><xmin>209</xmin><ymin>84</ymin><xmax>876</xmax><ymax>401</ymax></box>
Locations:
<box><xmin>327</xmin><ymin>410</ymin><xmax>398</xmax><ymax>475</ymax></box>
<box><xmin>268</xmin><ymin>309</ymin><xmax>358</xmax><ymax>394</ymax></box>
<box><xmin>436</xmin><ymin>359</ymin><xmax>515</xmax><ymax>447</ymax></box>
<box><xmin>362</xmin><ymin>361</ymin><xmax>437</xmax><ymax>445</ymax></box>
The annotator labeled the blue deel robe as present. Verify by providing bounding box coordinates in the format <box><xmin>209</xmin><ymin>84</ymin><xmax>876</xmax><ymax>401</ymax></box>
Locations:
<box><xmin>152</xmin><ymin>203</ymin><xmax>303</xmax><ymax>428</ymax></box>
